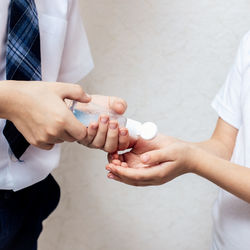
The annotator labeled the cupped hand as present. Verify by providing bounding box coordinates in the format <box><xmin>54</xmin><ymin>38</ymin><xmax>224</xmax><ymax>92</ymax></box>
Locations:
<box><xmin>105</xmin><ymin>134</ymin><xmax>193</xmax><ymax>186</ymax></box>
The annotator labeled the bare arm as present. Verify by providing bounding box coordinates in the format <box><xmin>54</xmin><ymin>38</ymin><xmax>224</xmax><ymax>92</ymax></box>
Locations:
<box><xmin>0</xmin><ymin>80</ymin><xmax>129</xmax><ymax>153</ymax></box>
<box><xmin>190</xmin><ymin>145</ymin><xmax>250</xmax><ymax>202</ymax></box>
<box><xmin>0</xmin><ymin>80</ymin><xmax>90</xmax><ymax>150</ymax></box>
<box><xmin>193</xmin><ymin>118</ymin><xmax>238</xmax><ymax>160</ymax></box>
<box><xmin>106</xmin><ymin>118</ymin><xmax>250</xmax><ymax>203</ymax></box>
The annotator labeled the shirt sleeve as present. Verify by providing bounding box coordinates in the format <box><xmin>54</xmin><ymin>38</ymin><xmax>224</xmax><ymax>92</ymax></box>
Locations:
<box><xmin>57</xmin><ymin>0</ymin><xmax>94</xmax><ymax>83</ymax></box>
<box><xmin>211</xmin><ymin>34</ymin><xmax>247</xmax><ymax>129</ymax></box>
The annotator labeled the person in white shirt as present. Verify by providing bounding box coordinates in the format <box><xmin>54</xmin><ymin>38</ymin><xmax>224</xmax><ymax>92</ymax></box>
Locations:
<box><xmin>106</xmin><ymin>31</ymin><xmax>250</xmax><ymax>250</ymax></box>
<box><xmin>0</xmin><ymin>0</ymin><xmax>130</xmax><ymax>249</ymax></box>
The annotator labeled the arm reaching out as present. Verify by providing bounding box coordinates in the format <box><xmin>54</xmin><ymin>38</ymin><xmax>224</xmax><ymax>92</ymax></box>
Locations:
<box><xmin>0</xmin><ymin>80</ymin><xmax>129</xmax><ymax>153</ymax></box>
<box><xmin>0</xmin><ymin>80</ymin><xmax>91</xmax><ymax>150</ymax></box>
<box><xmin>106</xmin><ymin>118</ymin><xmax>250</xmax><ymax>203</ymax></box>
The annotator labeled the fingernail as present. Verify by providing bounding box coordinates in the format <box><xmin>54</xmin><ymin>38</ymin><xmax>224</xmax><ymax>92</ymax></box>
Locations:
<box><xmin>109</xmin><ymin>122</ymin><xmax>118</xmax><ymax>129</ymax></box>
<box><xmin>119</xmin><ymin>129</ymin><xmax>128</xmax><ymax>136</ymax></box>
<box><xmin>113</xmin><ymin>159</ymin><xmax>121</xmax><ymax>165</ymax></box>
<box><xmin>86</xmin><ymin>93</ymin><xmax>91</xmax><ymax>99</ymax></box>
<box><xmin>101</xmin><ymin>117</ymin><xmax>109</xmax><ymax>124</ymax></box>
<box><xmin>108</xmin><ymin>173</ymin><xmax>114</xmax><ymax>179</ymax></box>
<box><xmin>106</xmin><ymin>167</ymin><xmax>111</xmax><ymax>172</ymax></box>
<box><xmin>141</xmin><ymin>154</ymin><xmax>150</xmax><ymax>163</ymax></box>
<box><xmin>91</xmin><ymin>123</ymin><xmax>98</xmax><ymax>130</ymax></box>
<box><xmin>117</xmin><ymin>102</ymin><xmax>125</xmax><ymax>111</ymax></box>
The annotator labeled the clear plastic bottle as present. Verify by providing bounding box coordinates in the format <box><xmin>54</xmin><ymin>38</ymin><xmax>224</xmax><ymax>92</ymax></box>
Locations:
<box><xmin>70</xmin><ymin>101</ymin><xmax>158</xmax><ymax>140</ymax></box>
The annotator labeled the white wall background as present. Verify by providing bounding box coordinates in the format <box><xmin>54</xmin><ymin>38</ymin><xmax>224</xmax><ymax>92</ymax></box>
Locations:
<box><xmin>39</xmin><ymin>1</ymin><xmax>250</xmax><ymax>249</ymax></box>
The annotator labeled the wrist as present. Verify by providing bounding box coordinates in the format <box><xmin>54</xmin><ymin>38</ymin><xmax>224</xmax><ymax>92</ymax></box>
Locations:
<box><xmin>184</xmin><ymin>143</ymin><xmax>203</xmax><ymax>173</ymax></box>
<box><xmin>188</xmin><ymin>143</ymin><xmax>213</xmax><ymax>175</ymax></box>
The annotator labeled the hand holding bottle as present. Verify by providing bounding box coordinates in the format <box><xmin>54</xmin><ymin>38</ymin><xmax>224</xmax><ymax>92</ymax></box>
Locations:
<box><xmin>0</xmin><ymin>81</ymin><xmax>91</xmax><ymax>150</ymax></box>
<box><xmin>71</xmin><ymin>95</ymin><xmax>158</xmax><ymax>153</ymax></box>
<box><xmin>75</xmin><ymin>95</ymin><xmax>130</xmax><ymax>153</ymax></box>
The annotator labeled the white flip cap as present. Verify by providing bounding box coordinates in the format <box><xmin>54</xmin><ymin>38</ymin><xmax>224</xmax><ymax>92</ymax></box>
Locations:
<box><xmin>140</xmin><ymin>122</ymin><xmax>158</xmax><ymax>140</ymax></box>
<box><xmin>126</xmin><ymin>119</ymin><xmax>158</xmax><ymax>140</ymax></box>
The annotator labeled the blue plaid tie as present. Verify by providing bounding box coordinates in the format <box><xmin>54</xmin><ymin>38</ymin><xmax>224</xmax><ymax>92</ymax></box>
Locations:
<box><xmin>4</xmin><ymin>0</ymin><xmax>42</xmax><ymax>159</ymax></box>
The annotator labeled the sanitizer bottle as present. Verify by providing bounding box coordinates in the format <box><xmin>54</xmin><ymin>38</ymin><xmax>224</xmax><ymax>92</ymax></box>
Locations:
<box><xmin>70</xmin><ymin>101</ymin><xmax>158</xmax><ymax>140</ymax></box>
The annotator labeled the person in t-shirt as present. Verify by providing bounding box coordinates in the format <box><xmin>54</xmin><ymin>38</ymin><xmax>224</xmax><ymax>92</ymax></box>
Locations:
<box><xmin>107</xmin><ymin>31</ymin><xmax>250</xmax><ymax>250</ymax></box>
<box><xmin>0</xmin><ymin>0</ymin><xmax>129</xmax><ymax>249</ymax></box>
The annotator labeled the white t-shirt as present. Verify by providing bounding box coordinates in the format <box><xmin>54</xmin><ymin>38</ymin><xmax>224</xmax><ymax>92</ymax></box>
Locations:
<box><xmin>0</xmin><ymin>0</ymin><xmax>94</xmax><ymax>191</ymax></box>
<box><xmin>211</xmin><ymin>31</ymin><xmax>250</xmax><ymax>250</ymax></box>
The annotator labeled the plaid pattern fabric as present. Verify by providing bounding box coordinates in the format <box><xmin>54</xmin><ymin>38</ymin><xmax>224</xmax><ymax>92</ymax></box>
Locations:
<box><xmin>3</xmin><ymin>0</ymin><xmax>42</xmax><ymax>160</ymax></box>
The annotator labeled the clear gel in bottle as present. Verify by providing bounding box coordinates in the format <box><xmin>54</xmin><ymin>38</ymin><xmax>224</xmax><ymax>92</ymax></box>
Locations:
<box><xmin>70</xmin><ymin>101</ymin><xmax>158</xmax><ymax>140</ymax></box>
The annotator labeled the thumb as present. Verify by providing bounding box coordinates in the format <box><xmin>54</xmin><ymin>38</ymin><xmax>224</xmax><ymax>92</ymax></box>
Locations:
<box><xmin>140</xmin><ymin>148</ymin><xmax>172</xmax><ymax>165</ymax></box>
<box><xmin>58</xmin><ymin>83</ymin><xmax>91</xmax><ymax>103</ymax></box>
<box><xmin>108</xmin><ymin>96</ymin><xmax>127</xmax><ymax>115</ymax></box>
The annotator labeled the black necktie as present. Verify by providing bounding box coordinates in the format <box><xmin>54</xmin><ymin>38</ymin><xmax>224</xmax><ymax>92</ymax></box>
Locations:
<box><xmin>4</xmin><ymin>0</ymin><xmax>42</xmax><ymax>159</ymax></box>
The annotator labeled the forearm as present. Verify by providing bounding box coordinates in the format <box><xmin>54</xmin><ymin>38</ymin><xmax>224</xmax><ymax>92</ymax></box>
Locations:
<box><xmin>193</xmin><ymin>138</ymin><xmax>233</xmax><ymax>160</ymax></box>
<box><xmin>190</xmin><ymin>146</ymin><xmax>250</xmax><ymax>203</ymax></box>
<box><xmin>192</xmin><ymin>118</ymin><xmax>238</xmax><ymax>161</ymax></box>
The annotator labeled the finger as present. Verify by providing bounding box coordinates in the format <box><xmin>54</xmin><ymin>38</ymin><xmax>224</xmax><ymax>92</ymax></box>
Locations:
<box><xmin>58</xmin><ymin>83</ymin><xmax>91</xmax><ymax>103</ymax></box>
<box><xmin>79</xmin><ymin>122</ymin><xmax>99</xmax><ymax>145</ymax></box>
<box><xmin>107</xmin><ymin>153</ymin><xmax>121</xmax><ymax>163</ymax></box>
<box><xmin>54</xmin><ymin>139</ymin><xmax>64</xmax><ymax>144</ymax></box>
<box><xmin>140</xmin><ymin>149</ymin><xmax>171</xmax><ymax>165</ymax></box>
<box><xmin>104</xmin><ymin>121</ymin><xmax>119</xmax><ymax>153</ymax></box>
<box><xmin>106</xmin><ymin>164</ymin><xmax>143</xmax><ymax>186</ymax></box>
<box><xmin>107</xmin><ymin>172</ymin><xmax>122</xmax><ymax>182</ymax></box>
<box><xmin>59</xmin><ymin>131</ymin><xmax>78</xmax><ymax>143</ymax></box>
<box><xmin>121</xmin><ymin>162</ymin><xmax>128</xmax><ymax>168</ymax></box>
<box><xmin>42</xmin><ymin>135</ymin><xmax>67</xmax><ymax>144</ymax></box>
<box><xmin>108</xmin><ymin>96</ymin><xmax>127</xmax><ymax>115</ymax></box>
<box><xmin>108</xmin><ymin>164</ymin><xmax>158</xmax><ymax>182</ymax></box>
<box><xmin>87</xmin><ymin>123</ymin><xmax>99</xmax><ymax>143</ymax></box>
<box><xmin>91</xmin><ymin>115</ymin><xmax>109</xmax><ymax>148</ymax></box>
<box><xmin>118</xmin><ymin>129</ymin><xmax>130</xmax><ymax>151</ymax></box>
<box><xmin>107</xmin><ymin>171</ymin><xmax>152</xmax><ymax>186</ymax></box>
<box><xmin>64</xmin><ymin>110</ymin><xmax>88</xmax><ymax>141</ymax></box>
<box><xmin>38</xmin><ymin>143</ymin><xmax>55</xmax><ymax>151</ymax></box>
<box><xmin>112</xmin><ymin>159</ymin><xmax>122</xmax><ymax>166</ymax></box>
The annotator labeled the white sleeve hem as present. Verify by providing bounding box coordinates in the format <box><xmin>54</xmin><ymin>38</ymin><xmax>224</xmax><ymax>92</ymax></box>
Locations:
<box><xmin>211</xmin><ymin>96</ymin><xmax>241</xmax><ymax>129</ymax></box>
<box><xmin>58</xmin><ymin>60</ymin><xmax>94</xmax><ymax>83</ymax></box>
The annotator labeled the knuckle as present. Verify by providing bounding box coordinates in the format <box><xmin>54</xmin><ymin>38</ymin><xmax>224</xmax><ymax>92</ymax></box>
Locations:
<box><xmin>108</xmin><ymin>133</ymin><xmax>118</xmax><ymax>139</ymax></box>
<box><xmin>77</xmin><ymin>129</ymin><xmax>87</xmax><ymax>141</ymax></box>
<box><xmin>30</xmin><ymin>138</ymin><xmax>38</xmax><ymax>147</ymax></box>
<box><xmin>75</xmin><ymin>85</ymin><xmax>84</xmax><ymax>95</ymax></box>
<box><xmin>46</xmin><ymin>127</ymin><xmax>58</xmax><ymax>138</ymax></box>
<box><xmin>55</xmin><ymin>114</ymin><xmax>67</xmax><ymax>127</ymax></box>
<box><xmin>35</xmin><ymin>135</ymin><xmax>47</xmax><ymax>145</ymax></box>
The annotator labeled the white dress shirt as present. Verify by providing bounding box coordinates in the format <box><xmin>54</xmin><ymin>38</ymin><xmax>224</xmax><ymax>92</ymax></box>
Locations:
<box><xmin>0</xmin><ymin>0</ymin><xmax>94</xmax><ymax>191</ymax></box>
